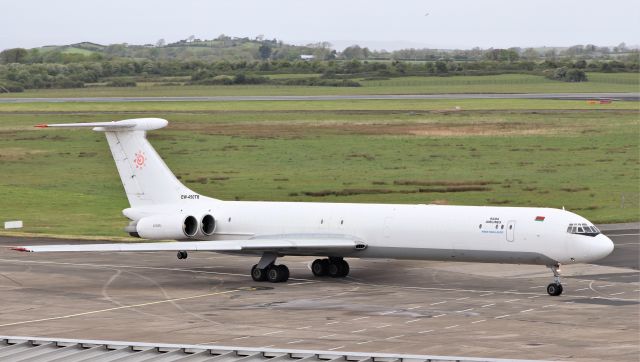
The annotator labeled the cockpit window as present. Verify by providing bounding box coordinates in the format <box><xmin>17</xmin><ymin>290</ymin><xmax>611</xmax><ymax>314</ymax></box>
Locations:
<box><xmin>567</xmin><ymin>223</ymin><xmax>600</xmax><ymax>237</ymax></box>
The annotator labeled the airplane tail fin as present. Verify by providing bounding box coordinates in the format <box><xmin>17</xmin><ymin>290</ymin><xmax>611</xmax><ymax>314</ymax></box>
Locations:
<box><xmin>37</xmin><ymin>118</ymin><xmax>207</xmax><ymax>208</ymax></box>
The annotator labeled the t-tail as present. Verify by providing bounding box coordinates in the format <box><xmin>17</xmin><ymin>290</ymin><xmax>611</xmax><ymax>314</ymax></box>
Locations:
<box><xmin>36</xmin><ymin>118</ymin><xmax>209</xmax><ymax>208</ymax></box>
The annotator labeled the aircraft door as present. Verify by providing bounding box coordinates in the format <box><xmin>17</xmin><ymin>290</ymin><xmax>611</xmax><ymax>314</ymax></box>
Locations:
<box><xmin>506</xmin><ymin>220</ymin><xmax>516</xmax><ymax>242</ymax></box>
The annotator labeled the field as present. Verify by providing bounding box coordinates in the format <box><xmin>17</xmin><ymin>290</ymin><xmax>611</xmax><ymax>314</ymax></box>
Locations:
<box><xmin>0</xmin><ymin>95</ymin><xmax>638</xmax><ymax>237</ymax></box>
<box><xmin>1</xmin><ymin>73</ymin><xmax>638</xmax><ymax>98</ymax></box>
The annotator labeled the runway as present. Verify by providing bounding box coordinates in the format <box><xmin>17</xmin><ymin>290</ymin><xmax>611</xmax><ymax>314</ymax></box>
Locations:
<box><xmin>0</xmin><ymin>227</ymin><xmax>637</xmax><ymax>361</ymax></box>
<box><xmin>0</xmin><ymin>92</ymin><xmax>638</xmax><ymax>103</ymax></box>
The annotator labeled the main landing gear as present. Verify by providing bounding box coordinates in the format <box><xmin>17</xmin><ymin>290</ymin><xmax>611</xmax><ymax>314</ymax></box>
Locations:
<box><xmin>177</xmin><ymin>251</ymin><xmax>188</xmax><ymax>260</ymax></box>
<box><xmin>251</xmin><ymin>252</ymin><xmax>289</xmax><ymax>283</ymax></box>
<box><xmin>546</xmin><ymin>264</ymin><xmax>563</xmax><ymax>296</ymax></box>
<box><xmin>311</xmin><ymin>257</ymin><xmax>349</xmax><ymax>278</ymax></box>
<box><xmin>249</xmin><ymin>254</ymin><xmax>351</xmax><ymax>283</ymax></box>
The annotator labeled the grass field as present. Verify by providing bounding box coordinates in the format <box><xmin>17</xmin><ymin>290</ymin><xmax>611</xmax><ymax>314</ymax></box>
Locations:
<box><xmin>0</xmin><ymin>97</ymin><xmax>638</xmax><ymax>237</ymax></box>
<box><xmin>1</xmin><ymin>73</ymin><xmax>638</xmax><ymax>98</ymax></box>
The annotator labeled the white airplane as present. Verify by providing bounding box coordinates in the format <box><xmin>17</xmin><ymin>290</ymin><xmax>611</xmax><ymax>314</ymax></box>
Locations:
<box><xmin>13</xmin><ymin>118</ymin><xmax>614</xmax><ymax>296</ymax></box>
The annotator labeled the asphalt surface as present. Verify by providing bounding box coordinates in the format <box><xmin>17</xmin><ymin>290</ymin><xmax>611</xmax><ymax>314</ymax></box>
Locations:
<box><xmin>0</xmin><ymin>227</ymin><xmax>637</xmax><ymax>361</ymax></box>
<box><xmin>0</xmin><ymin>92</ymin><xmax>638</xmax><ymax>103</ymax></box>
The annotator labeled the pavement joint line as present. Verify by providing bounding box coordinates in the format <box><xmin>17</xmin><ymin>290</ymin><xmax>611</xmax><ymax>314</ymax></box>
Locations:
<box><xmin>262</xmin><ymin>330</ymin><xmax>283</xmax><ymax>336</ymax></box>
<box><xmin>233</xmin><ymin>336</ymin><xmax>249</xmax><ymax>340</ymax></box>
<box><xmin>376</xmin><ymin>324</ymin><xmax>391</xmax><ymax>328</ymax></box>
<box><xmin>380</xmin><ymin>310</ymin><xmax>397</xmax><ymax>315</ymax></box>
<box><xmin>430</xmin><ymin>301</ymin><xmax>446</xmax><ymax>306</ymax></box>
<box><xmin>385</xmin><ymin>335</ymin><xmax>404</xmax><ymax>340</ymax></box>
<box><xmin>406</xmin><ymin>306</ymin><xmax>421</xmax><ymax>310</ymax></box>
<box><xmin>471</xmin><ymin>320</ymin><xmax>486</xmax><ymax>324</ymax></box>
<box><xmin>418</xmin><ymin>330</ymin><xmax>434</xmax><ymax>334</ymax></box>
<box><xmin>0</xmin><ymin>288</ymin><xmax>241</xmax><ymax>328</ymax></box>
<box><xmin>599</xmin><ymin>284</ymin><xmax>615</xmax><ymax>288</ymax></box>
<box><xmin>575</xmin><ymin>288</ymin><xmax>589</xmax><ymax>291</ymax></box>
<box><xmin>444</xmin><ymin>325</ymin><xmax>459</xmax><ymax>329</ymax></box>
<box><xmin>405</xmin><ymin>319</ymin><xmax>420</xmax><ymax>324</ymax></box>
<box><xmin>326</xmin><ymin>321</ymin><xmax>340</xmax><ymax>325</ymax></box>
<box><xmin>455</xmin><ymin>297</ymin><xmax>470</xmax><ymax>301</ymax></box>
<box><xmin>610</xmin><ymin>292</ymin><xmax>625</xmax><ymax>296</ymax></box>
<box><xmin>542</xmin><ymin>304</ymin><xmax>555</xmax><ymax>308</ymax></box>
<box><xmin>481</xmin><ymin>303</ymin><xmax>495</xmax><ymax>308</ymax></box>
<box><xmin>520</xmin><ymin>309</ymin><xmax>535</xmax><ymax>313</ymax></box>
<box><xmin>320</xmin><ymin>334</ymin><xmax>337</xmax><ymax>339</ymax></box>
<box><xmin>287</xmin><ymin>340</ymin><xmax>304</xmax><ymax>344</ymax></box>
<box><xmin>433</xmin><ymin>314</ymin><xmax>446</xmax><ymax>318</ymax></box>
<box><xmin>351</xmin><ymin>329</ymin><xmax>367</xmax><ymax>333</ymax></box>
<box><xmin>351</xmin><ymin>316</ymin><xmax>370</xmax><ymax>321</ymax></box>
<box><xmin>356</xmin><ymin>340</ymin><xmax>373</xmax><ymax>345</ymax></box>
<box><xmin>527</xmin><ymin>295</ymin><xmax>541</xmax><ymax>299</ymax></box>
<box><xmin>328</xmin><ymin>346</ymin><xmax>344</xmax><ymax>351</ymax></box>
<box><xmin>295</xmin><ymin>326</ymin><xmax>311</xmax><ymax>330</ymax></box>
<box><xmin>457</xmin><ymin>308</ymin><xmax>474</xmax><ymax>313</ymax></box>
<box><xmin>495</xmin><ymin>314</ymin><xmax>510</xmax><ymax>319</ymax></box>
<box><xmin>505</xmin><ymin>299</ymin><xmax>520</xmax><ymax>303</ymax></box>
<box><xmin>478</xmin><ymin>293</ymin><xmax>494</xmax><ymax>297</ymax></box>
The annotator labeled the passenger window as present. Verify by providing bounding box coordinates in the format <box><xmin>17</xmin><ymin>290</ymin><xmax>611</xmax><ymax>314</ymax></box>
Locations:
<box><xmin>567</xmin><ymin>226</ymin><xmax>572</xmax><ymax>233</ymax></box>
<box><xmin>479</xmin><ymin>224</ymin><xmax>482</xmax><ymax>229</ymax></box>
<box><xmin>509</xmin><ymin>225</ymin><xmax>513</xmax><ymax>230</ymax></box>
<box><xmin>501</xmin><ymin>224</ymin><xmax>504</xmax><ymax>229</ymax></box>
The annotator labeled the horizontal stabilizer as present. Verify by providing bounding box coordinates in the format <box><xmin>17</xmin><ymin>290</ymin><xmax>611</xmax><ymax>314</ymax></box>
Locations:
<box><xmin>35</xmin><ymin>118</ymin><xmax>168</xmax><ymax>132</ymax></box>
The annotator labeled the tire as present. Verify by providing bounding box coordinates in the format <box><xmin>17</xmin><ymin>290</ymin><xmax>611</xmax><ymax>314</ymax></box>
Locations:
<box><xmin>278</xmin><ymin>265</ymin><xmax>290</xmax><ymax>282</ymax></box>
<box><xmin>547</xmin><ymin>283</ymin><xmax>562</xmax><ymax>296</ymax></box>
<box><xmin>312</xmin><ymin>259</ymin><xmax>328</xmax><ymax>276</ymax></box>
<box><xmin>251</xmin><ymin>264</ymin><xmax>267</xmax><ymax>282</ymax></box>
<box><xmin>267</xmin><ymin>265</ymin><xmax>282</xmax><ymax>283</ymax></box>
<box><xmin>328</xmin><ymin>261</ymin><xmax>345</xmax><ymax>278</ymax></box>
<box><xmin>338</xmin><ymin>260</ymin><xmax>350</xmax><ymax>277</ymax></box>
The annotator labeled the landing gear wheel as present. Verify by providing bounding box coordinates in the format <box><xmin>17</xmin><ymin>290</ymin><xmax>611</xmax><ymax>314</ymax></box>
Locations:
<box><xmin>312</xmin><ymin>259</ymin><xmax>329</xmax><ymax>276</ymax></box>
<box><xmin>177</xmin><ymin>251</ymin><xmax>188</xmax><ymax>260</ymax></box>
<box><xmin>328</xmin><ymin>259</ymin><xmax>349</xmax><ymax>278</ymax></box>
<box><xmin>251</xmin><ymin>264</ymin><xmax>268</xmax><ymax>282</ymax></box>
<box><xmin>547</xmin><ymin>283</ymin><xmax>563</xmax><ymax>296</ymax></box>
<box><xmin>267</xmin><ymin>264</ymin><xmax>289</xmax><ymax>283</ymax></box>
<box><xmin>546</xmin><ymin>264</ymin><xmax>563</xmax><ymax>296</ymax></box>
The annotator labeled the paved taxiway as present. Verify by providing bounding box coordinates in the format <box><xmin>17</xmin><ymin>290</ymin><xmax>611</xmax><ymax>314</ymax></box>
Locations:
<box><xmin>0</xmin><ymin>92</ymin><xmax>638</xmax><ymax>103</ymax></box>
<box><xmin>0</xmin><ymin>227</ymin><xmax>638</xmax><ymax>361</ymax></box>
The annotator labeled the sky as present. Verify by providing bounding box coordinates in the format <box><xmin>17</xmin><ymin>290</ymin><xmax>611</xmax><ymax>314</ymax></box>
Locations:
<box><xmin>1</xmin><ymin>0</ymin><xmax>637</xmax><ymax>51</ymax></box>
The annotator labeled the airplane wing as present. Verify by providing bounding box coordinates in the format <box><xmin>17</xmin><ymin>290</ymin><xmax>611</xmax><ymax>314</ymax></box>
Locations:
<box><xmin>12</xmin><ymin>235</ymin><xmax>365</xmax><ymax>256</ymax></box>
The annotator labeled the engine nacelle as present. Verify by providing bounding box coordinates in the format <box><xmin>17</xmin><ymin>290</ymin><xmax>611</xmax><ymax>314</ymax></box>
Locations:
<box><xmin>200</xmin><ymin>214</ymin><xmax>216</xmax><ymax>236</ymax></box>
<box><xmin>136</xmin><ymin>214</ymin><xmax>198</xmax><ymax>240</ymax></box>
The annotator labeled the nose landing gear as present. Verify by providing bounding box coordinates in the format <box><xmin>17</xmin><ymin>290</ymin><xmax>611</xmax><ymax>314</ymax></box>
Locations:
<box><xmin>546</xmin><ymin>264</ymin><xmax>563</xmax><ymax>296</ymax></box>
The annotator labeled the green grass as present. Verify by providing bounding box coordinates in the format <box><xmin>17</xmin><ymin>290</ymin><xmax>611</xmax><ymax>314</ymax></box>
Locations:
<box><xmin>1</xmin><ymin>73</ymin><xmax>637</xmax><ymax>98</ymax></box>
<box><xmin>0</xmin><ymin>98</ymin><xmax>636</xmax><ymax>113</ymax></box>
<box><xmin>0</xmin><ymin>98</ymin><xmax>638</xmax><ymax>237</ymax></box>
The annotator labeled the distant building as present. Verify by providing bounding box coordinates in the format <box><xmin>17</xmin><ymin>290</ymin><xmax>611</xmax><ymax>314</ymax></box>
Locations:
<box><xmin>300</xmin><ymin>54</ymin><xmax>315</xmax><ymax>61</ymax></box>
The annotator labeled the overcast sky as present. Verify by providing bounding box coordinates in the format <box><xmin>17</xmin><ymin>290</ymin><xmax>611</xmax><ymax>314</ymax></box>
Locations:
<box><xmin>1</xmin><ymin>0</ymin><xmax>637</xmax><ymax>51</ymax></box>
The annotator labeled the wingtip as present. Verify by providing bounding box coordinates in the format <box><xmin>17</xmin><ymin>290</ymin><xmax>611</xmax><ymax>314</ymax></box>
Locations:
<box><xmin>34</xmin><ymin>124</ymin><xmax>49</xmax><ymax>128</ymax></box>
<box><xmin>12</xmin><ymin>247</ymin><xmax>32</xmax><ymax>252</ymax></box>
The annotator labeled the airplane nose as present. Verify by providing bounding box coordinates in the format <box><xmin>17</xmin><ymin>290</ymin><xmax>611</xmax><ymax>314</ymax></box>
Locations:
<box><xmin>591</xmin><ymin>234</ymin><xmax>614</xmax><ymax>260</ymax></box>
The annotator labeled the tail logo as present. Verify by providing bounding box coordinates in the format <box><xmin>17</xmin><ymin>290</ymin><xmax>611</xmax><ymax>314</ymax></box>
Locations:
<box><xmin>134</xmin><ymin>151</ymin><xmax>146</xmax><ymax>169</ymax></box>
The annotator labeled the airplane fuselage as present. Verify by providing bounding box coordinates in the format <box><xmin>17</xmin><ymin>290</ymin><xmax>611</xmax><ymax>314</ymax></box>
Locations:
<box><xmin>125</xmin><ymin>199</ymin><xmax>613</xmax><ymax>267</ymax></box>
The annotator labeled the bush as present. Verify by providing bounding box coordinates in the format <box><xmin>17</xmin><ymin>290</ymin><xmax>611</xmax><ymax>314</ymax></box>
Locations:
<box><xmin>0</xmin><ymin>81</ymin><xmax>24</xmax><ymax>92</ymax></box>
<box><xmin>544</xmin><ymin>67</ymin><xmax>587</xmax><ymax>82</ymax></box>
<box><xmin>106</xmin><ymin>79</ymin><xmax>136</xmax><ymax>87</ymax></box>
